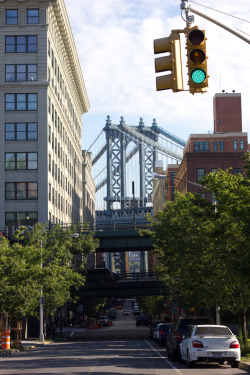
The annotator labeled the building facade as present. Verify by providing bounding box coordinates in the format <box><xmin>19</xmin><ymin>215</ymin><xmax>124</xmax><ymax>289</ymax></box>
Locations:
<box><xmin>175</xmin><ymin>93</ymin><xmax>248</xmax><ymax>199</ymax></box>
<box><xmin>153</xmin><ymin>92</ymin><xmax>249</xmax><ymax>211</ymax></box>
<box><xmin>0</xmin><ymin>0</ymin><xmax>89</xmax><ymax>228</ymax></box>
<box><xmin>82</xmin><ymin>150</ymin><xmax>95</xmax><ymax>230</ymax></box>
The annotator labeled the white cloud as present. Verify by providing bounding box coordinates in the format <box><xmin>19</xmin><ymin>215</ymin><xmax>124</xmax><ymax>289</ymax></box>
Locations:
<box><xmin>64</xmin><ymin>0</ymin><xmax>250</xmax><ymax>148</ymax></box>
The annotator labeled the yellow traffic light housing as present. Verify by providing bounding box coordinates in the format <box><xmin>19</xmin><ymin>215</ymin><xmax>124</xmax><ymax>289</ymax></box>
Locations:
<box><xmin>186</xmin><ymin>26</ymin><xmax>208</xmax><ymax>94</ymax></box>
<box><xmin>154</xmin><ymin>32</ymin><xmax>183</xmax><ymax>92</ymax></box>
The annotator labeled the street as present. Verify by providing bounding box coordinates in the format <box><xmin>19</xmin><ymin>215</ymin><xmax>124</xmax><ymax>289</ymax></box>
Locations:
<box><xmin>0</xmin><ymin>301</ymin><xmax>248</xmax><ymax>375</ymax></box>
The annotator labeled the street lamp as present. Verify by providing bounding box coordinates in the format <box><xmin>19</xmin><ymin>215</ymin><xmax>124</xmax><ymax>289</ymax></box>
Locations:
<box><xmin>152</xmin><ymin>172</ymin><xmax>206</xmax><ymax>188</ymax></box>
<box><xmin>39</xmin><ymin>233</ymin><xmax>79</xmax><ymax>342</ymax></box>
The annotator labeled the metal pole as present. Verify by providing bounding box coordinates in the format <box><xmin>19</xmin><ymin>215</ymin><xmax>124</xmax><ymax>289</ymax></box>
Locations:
<box><xmin>181</xmin><ymin>0</ymin><xmax>250</xmax><ymax>44</ymax></box>
<box><xmin>39</xmin><ymin>240</ymin><xmax>44</xmax><ymax>342</ymax></box>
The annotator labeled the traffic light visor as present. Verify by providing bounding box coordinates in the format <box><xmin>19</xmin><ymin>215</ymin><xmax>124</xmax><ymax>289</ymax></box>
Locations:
<box><xmin>191</xmin><ymin>68</ymin><xmax>206</xmax><ymax>84</ymax></box>
<box><xmin>189</xmin><ymin>29</ymin><xmax>205</xmax><ymax>45</ymax></box>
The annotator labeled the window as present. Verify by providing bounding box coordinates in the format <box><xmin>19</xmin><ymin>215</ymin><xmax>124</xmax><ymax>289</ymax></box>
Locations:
<box><xmin>5</xmin><ymin>152</ymin><xmax>37</xmax><ymax>170</ymax></box>
<box><xmin>5</xmin><ymin>123</ymin><xmax>37</xmax><ymax>140</ymax></box>
<box><xmin>213</xmin><ymin>141</ymin><xmax>217</xmax><ymax>151</ymax></box>
<box><xmin>6</xmin><ymin>182</ymin><xmax>38</xmax><ymax>200</ymax></box>
<box><xmin>233</xmin><ymin>140</ymin><xmax>238</xmax><ymax>150</ymax></box>
<box><xmin>49</xmin><ymin>184</ymin><xmax>51</xmax><ymax>201</ymax></box>
<box><xmin>5</xmin><ymin>35</ymin><xmax>37</xmax><ymax>53</ymax></box>
<box><xmin>5</xmin><ymin>94</ymin><xmax>37</xmax><ymax>111</ymax></box>
<box><xmin>194</xmin><ymin>142</ymin><xmax>209</xmax><ymax>152</ymax></box>
<box><xmin>240</xmin><ymin>140</ymin><xmax>245</xmax><ymax>150</ymax></box>
<box><xmin>49</xmin><ymin>154</ymin><xmax>51</xmax><ymax>172</ymax></box>
<box><xmin>5</xmin><ymin>64</ymin><xmax>37</xmax><ymax>81</ymax></box>
<box><xmin>197</xmin><ymin>168</ymin><xmax>205</xmax><ymax>182</ymax></box>
<box><xmin>27</xmin><ymin>9</ymin><xmax>39</xmax><ymax>24</ymax></box>
<box><xmin>220</xmin><ymin>141</ymin><xmax>224</xmax><ymax>151</ymax></box>
<box><xmin>234</xmin><ymin>168</ymin><xmax>241</xmax><ymax>175</ymax></box>
<box><xmin>51</xmin><ymin>49</ymin><xmax>54</xmax><ymax>68</ymax></box>
<box><xmin>6</xmin><ymin>10</ymin><xmax>18</xmax><ymax>24</ymax></box>
<box><xmin>5</xmin><ymin>212</ymin><xmax>37</xmax><ymax>227</ymax></box>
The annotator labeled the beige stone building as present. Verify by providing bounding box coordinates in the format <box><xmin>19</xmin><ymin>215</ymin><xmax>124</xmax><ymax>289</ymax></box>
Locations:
<box><xmin>0</xmin><ymin>0</ymin><xmax>89</xmax><ymax>228</ymax></box>
<box><xmin>82</xmin><ymin>150</ymin><xmax>95</xmax><ymax>230</ymax></box>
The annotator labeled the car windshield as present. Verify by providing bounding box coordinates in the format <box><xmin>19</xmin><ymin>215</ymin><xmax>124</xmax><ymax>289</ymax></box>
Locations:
<box><xmin>195</xmin><ymin>327</ymin><xmax>232</xmax><ymax>336</ymax></box>
<box><xmin>161</xmin><ymin>324</ymin><xmax>173</xmax><ymax>332</ymax></box>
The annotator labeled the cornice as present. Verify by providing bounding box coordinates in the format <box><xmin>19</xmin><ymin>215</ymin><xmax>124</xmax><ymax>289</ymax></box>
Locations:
<box><xmin>51</xmin><ymin>0</ymin><xmax>90</xmax><ymax>114</ymax></box>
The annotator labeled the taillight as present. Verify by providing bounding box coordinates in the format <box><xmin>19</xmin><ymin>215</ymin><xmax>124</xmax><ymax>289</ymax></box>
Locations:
<box><xmin>159</xmin><ymin>330</ymin><xmax>164</xmax><ymax>336</ymax></box>
<box><xmin>230</xmin><ymin>341</ymin><xmax>240</xmax><ymax>348</ymax></box>
<box><xmin>192</xmin><ymin>340</ymin><xmax>204</xmax><ymax>348</ymax></box>
<box><xmin>175</xmin><ymin>333</ymin><xmax>182</xmax><ymax>341</ymax></box>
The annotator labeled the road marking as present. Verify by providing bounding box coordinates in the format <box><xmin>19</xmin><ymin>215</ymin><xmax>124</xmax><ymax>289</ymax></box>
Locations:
<box><xmin>145</xmin><ymin>340</ymin><xmax>183</xmax><ymax>374</ymax></box>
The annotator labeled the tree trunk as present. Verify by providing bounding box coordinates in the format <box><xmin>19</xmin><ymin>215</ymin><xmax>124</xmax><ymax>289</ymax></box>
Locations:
<box><xmin>239</xmin><ymin>308</ymin><xmax>247</xmax><ymax>345</ymax></box>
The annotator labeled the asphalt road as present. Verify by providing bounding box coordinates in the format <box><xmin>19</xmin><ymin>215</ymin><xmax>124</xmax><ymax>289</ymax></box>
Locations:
<box><xmin>0</xmin><ymin>301</ymin><xmax>248</xmax><ymax>375</ymax></box>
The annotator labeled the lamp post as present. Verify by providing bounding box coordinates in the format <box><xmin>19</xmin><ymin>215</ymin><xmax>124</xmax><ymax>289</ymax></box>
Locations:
<box><xmin>152</xmin><ymin>172</ymin><xmax>207</xmax><ymax>188</ymax></box>
<box><xmin>39</xmin><ymin>233</ymin><xmax>79</xmax><ymax>342</ymax></box>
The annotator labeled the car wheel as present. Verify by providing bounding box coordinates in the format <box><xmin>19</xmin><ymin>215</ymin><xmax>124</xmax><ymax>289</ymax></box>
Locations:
<box><xmin>231</xmin><ymin>361</ymin><xmax>239</xmax><ymax>368</ymax></box>
<box><xmin>170</xmin><ymin>348</ymin><xmax>178</xmax><ymax>362</ymax></box>
<box><xmin>187</xmin><ymin>351</ymin><xmax>195</xmax><ymax>368</ymax></box>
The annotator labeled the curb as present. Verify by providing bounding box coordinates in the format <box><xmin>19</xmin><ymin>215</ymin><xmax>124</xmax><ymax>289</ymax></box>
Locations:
<box><xmin>239</xmin><ymin>362</ymin><xmax>250</xmax><ymax>371</ymax></box>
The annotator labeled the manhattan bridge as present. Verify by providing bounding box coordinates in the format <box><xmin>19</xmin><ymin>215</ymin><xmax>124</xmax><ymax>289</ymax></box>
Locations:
<box><xmin>87</xmin><ymin>116</ymin><xmax>186</xmax><ymax>273</ymax></box>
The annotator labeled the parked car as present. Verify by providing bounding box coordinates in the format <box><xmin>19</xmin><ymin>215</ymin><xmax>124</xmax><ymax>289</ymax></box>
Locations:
<box><xmin>98</xmin><ymin>316</ymin><xmax>111</xmax><ymax>326</ymax></box>
<box><xmin>136</xmin><ymin>315</ymin><xmax>149</xmax><ymax>327</ymax></box>
<box><xmin>133</xmin><ymin>308</ymin><xmax>140</xmax><ymax>315</ymax></box>
<box><xmin>149</xmin><ymin>321</ymin><xmax>164</xmax><ymax>340</ymax></box>
<box><xmin>166</xmin><ymin>316</ymin><xmax>214</xmax><ymax>361</ymax></box>
<box><xmin>180</xmin><ymin>325</ymin><xmax>240</xmax><ymax>368</ymax></box>
<box><xmin>155</xmin><ymin>323</ymin><xmax>174</xmax><ymax>346</ymax></box>
<box><xmin>109</xmin><ymin>308</ymin><xmax>117</xmax><ymax>319</ymax></box>
<box><xmin>123</xmin><ymin>310</ymin><xmax>130</xmax><ymax>316</ymax></box>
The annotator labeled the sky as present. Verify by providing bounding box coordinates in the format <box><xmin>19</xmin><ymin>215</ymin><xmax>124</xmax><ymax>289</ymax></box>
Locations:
<box><xmin>64</xmin><ymin>0</ymin><xmax>250</xmax><ymax>151</ymax></box>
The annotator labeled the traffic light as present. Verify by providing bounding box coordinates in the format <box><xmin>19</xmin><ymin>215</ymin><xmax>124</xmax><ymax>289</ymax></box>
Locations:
<box><xmin>186</xmin><ymin>26</ymin><xmax>208</xmax><ymax>94</ymax></box>
<box><xmin>154</xmin><ymin>32</ymin><xmax>183</xmax><ymax>92</ymax></box>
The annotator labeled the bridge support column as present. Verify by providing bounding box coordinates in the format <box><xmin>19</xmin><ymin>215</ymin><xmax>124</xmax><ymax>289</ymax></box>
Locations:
<box><xmin>148</xmin><ymin>251</ymin><xmax>155</xmax><ymax>273</ymax></box>
<box><xmin>140</xmin><ymin>251</ymin><xmax>148</xmax><ymax>273</ymax></box>
<box><xmin>96</xmin><ymin>253</ymin><xmax>103</xmax><ymax>268</ymax></box>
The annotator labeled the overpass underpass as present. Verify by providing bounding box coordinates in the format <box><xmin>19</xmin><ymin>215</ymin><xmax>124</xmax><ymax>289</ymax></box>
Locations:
<box><xmin>94</xmin><ymin>229</ymin><xmax>154</xmax><ymax>274</ymax></box>
<box><xmin>79</xmin><ymin>272</ymin><xmax>164</xmax><ymax>299</ymax></box>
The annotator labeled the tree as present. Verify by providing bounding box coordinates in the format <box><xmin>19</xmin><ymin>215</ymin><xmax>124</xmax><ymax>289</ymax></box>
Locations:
<box><xmin>26</xmin><ymin>223</ymin><xmax>99</xmax><ymax>318</ymax></box>
<box><xmin>150</xmin><ymin>165</ymin><xmax>250</xmax><ymax>342</ymax></box>
<box><xmin>0</xmin><ymin>237</ymin><xmax>41</xmax><ymax>329</ymax></box>
<box><xmin>203</xmin><ymin>167</ymin><xmax>250</xmax><ymax>342</ymax></box>
<box><xmin>0</xmin><ymin>223</ymin><xmax>99</xmax><ymax>335</ymax></box>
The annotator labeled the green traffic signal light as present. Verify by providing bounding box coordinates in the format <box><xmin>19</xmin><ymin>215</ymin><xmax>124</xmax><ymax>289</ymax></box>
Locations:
<box><xmin>191</xmin><ymin>68</ymin><xmax>206</xmax><ymax>84</ymax></box>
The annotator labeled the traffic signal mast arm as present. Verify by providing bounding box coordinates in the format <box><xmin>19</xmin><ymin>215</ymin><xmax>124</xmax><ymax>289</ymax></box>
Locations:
<box><xmin>181</xmin><ymin>0</ymin><xmax>250</xmax><ymax>45</ymax></box>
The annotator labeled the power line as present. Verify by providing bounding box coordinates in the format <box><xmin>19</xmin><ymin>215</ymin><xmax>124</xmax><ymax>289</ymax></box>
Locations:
<box><xmin>190</xmin><ymin>1</ymin><xmax>250</xmax><ymax>24</ymax></box>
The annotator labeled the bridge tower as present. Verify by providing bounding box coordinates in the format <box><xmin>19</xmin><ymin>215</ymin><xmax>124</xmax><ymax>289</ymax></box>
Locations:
<box><xmin>104</xmin><ymin>116</ymin><xmax>158</xmax><ymax>212</ymax></box>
